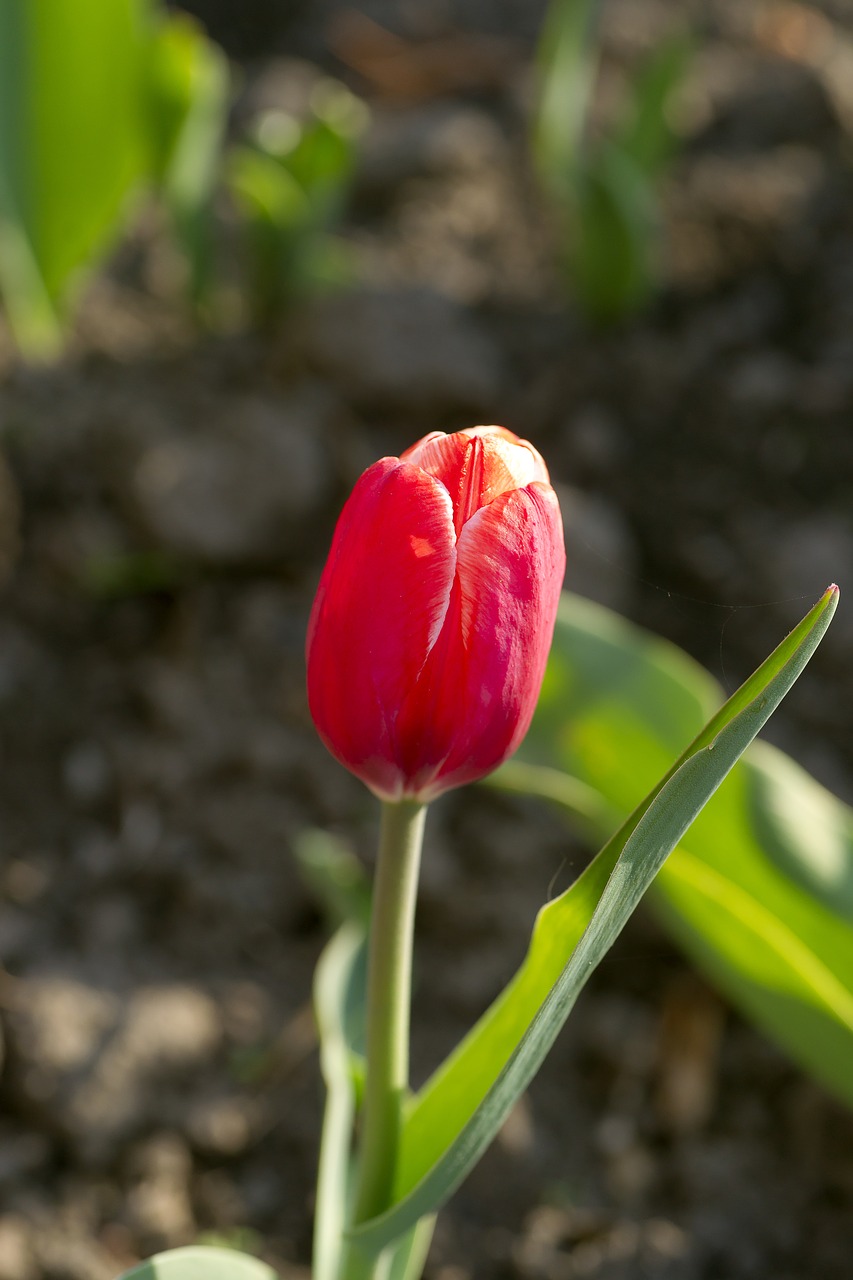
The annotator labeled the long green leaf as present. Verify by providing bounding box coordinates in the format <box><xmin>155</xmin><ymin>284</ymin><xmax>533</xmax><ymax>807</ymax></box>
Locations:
<box><xmin>533</xmin><ymin>0</ymin><xmax>599</xmax><ymax>193</ymax></box>
<box><xmin>313</xmin><ymin>922</ymin><xmax>367</xmax><ymax>1280</ymax></box>
<box><xmin>0</xmin><ymin>0</ymin><xmax>148</xmax><ymax>350</ymax></box>
<box><xmin>313</xmin><ymin>916</ymin><xmax>437</xmax><ymax>1279</ymax></box>
<box><xmin>146</xmin><ymin>13</ymin><xmax>230</xmax><ymax>307</ymax></box>
<box><xmin>116</xmin><ymin>1245</ymin><xmax>277</xmax><ymax>1280</ymax></box>
<box><xmin>570</xmin><ymin>145</ymin><xmax>656</xmax><ymax>321</ymax></box>
<box><xmin>616</xmin><ymin>34</ymin><xmax>690</xmax><ymax>178</ymax></box>
<box><xmin>346</xmin><ymin>588</ymin><xmax>836</xmax><ymax>1258</ymax></box>
<box><xmin>656</xmin><ymin>848</ymin><xmax>853</xmax><ymax>1096</ymax></box>
<box><xmin>506</xmin><ymin>591</ymin><xmax>853</xmax><ymax>1108</ymax></box>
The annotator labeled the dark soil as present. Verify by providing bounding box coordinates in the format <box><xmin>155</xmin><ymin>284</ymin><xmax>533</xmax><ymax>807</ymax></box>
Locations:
<box><xmin>1</xmin><ymin>2</ymin><xmax>852</xmax><ymax>1277</ymax></box>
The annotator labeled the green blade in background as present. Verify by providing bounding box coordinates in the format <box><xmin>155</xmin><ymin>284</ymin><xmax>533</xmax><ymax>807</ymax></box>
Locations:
<box><xmin>616</xmin><ymin>34</ymin><xmax>690</xmax><ymax>178</ymax></box>
<box><xmin>313</xmin><ymin>922</ymin><xmax>367</xmax><ymax>1280</ymax></box>
<box><xmin>146</xmin><ymin>12</ymin><xmax>230</xmax><ymax>307</ymax></box>
<box><xmin>505</xmin><ymin>590</ymin><xmax>853</xmax><ymax>1108</ymax></box>
<box><xmin>533</xmin><ymin>0</ymin><xmax>599</xmax><ymax>192</ymax></box>
<box><xmin>345</xmin><ymin>588</ymin><xmax>836</xmax><ymax>1259</ymax></box>
<box><xmin>0</xmin><ymin>0</ymin><xmax>149</xmax><ymax>351</ymax></box>
<box><xmin>116</xmin><ymin>1245</ymin><xmax>278</xmax><ymax>1280</ymax></box>
<box><xmin>310</xmin><ymin>852</ymin><xmax>436</xmax><ymax>1280</ymax></box>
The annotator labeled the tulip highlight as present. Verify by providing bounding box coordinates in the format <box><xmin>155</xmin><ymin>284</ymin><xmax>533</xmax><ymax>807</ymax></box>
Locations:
<box><xmin>307</xmin><ymin>425</ymin><xmax>566</xmax><ymax>802</ymax></box>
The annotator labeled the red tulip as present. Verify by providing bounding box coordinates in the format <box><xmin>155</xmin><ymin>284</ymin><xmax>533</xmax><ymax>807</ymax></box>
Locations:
<box><xmin>306</xmin><ymin>425</ymin><xmax>566</xmax><ymax>803</ymax></box>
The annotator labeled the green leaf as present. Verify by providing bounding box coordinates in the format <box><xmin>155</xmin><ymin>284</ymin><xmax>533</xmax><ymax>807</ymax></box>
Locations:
<box><xmin>313</xmin><ymin>923</ymin><xmax>368</xmax><ymax>1280</ymax></box>
<box><xmin>0</xmin><ymin>0</ymin><xmax>149</xmax><ymax>352</ymax></box>
<box><xmin>283</xmin><ymin>98</ymin><xmax>364</xmax><ymax>219</ymax></box>
<box><xmin>229</xmin><ymin>148</ymin><xmax>310</xmax><ymax>227</ymax></box>
<box><xmin>385</xmin><ymin>1215</ymin><xmax>436</xmax><ymax>1280</ymax></box>
<box><xmin>616</xmin><ymin>34</ymin><xmax>690</xmax><ymax>178</ymax></box>
<box><xmin>533</xmin><ymin>0</ymin><xmax>599</xmax><ymax>193</ymax></box>
<box><xmin>743</xmin><ymin>743</ymin><xmax>853</xmax><ymax>922</ymax></box>
<box><xmin>347</xmin><ymin>587</ymin><xmax>836</xmax><ymax>1258</ymax></box>
<box><xmin>313</xmin><ymin>898</ymin><xmax>439</xmax><ymax>1278</ymax></box>
<box><xmin>295</xmin><ymin>829</ymin><xmax>372</xmax><ymax>929</ymax></box>
<box><xmin>145</xmin><ymin>12</ymin><xmax>230</xmax><ymax>306</ymax></box>
<box><xmin>116</xmin><ymin>1245</ymin><xmax>277</xmax><ymax>1280</ymax></box>
<box><xmin>507</xmin><ymin>591</ymin><xmax>853</xmax><ymax>1109</ymax></box>
<box><xmin>570</xmin><ymin>146</ymin><xmax>657</xmax><ymax>322</ymax></box>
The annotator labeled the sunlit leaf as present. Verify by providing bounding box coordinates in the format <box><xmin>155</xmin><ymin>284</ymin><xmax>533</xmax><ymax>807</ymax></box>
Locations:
<box><xmin>116</xmin><ymin>1245</ymin><xmax>277</xmax><ymax>1280</ymax></box>
<box><xmin>345</xmin><ymin>588</ymin><xmax>836</xmax><ymax>1258</ymax></box>
<box><xmin>507</xmin><ymin>591</ymin><xmax>853</xmax><ymax>1108</ymax></box>
<box><xmin>533</xmin><ymin>0</ymin><xmax>598</xmax><ymax>193</ymax></box>
<box><xmin>145</xmin><ymin>12</ymin><xmax>230</xmax><ymax>306</ymax></box>
<box><xmin>313</xmin><ymin>923</ymin><xmax>367</xmax><ymax>1280</ymax></box>
<box><xmin>0</xmin><ymin>0</ymin><xmax>149</xmax><ymax>352</ymax></box>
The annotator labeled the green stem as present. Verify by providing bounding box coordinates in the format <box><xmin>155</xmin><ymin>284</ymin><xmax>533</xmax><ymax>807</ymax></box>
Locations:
<box><xmin>342</xmin><ymin>798</ymin><xmax>426</xmax><ymax>1278</ymax></box>
<box><xmin>355</xmin><ymin>798</ymin><xmax>426</xmax><ymax>1221</ymax></box>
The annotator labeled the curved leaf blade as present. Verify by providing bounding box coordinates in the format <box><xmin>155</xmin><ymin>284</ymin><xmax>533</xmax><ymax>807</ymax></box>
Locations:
<box><xmin>655</xmin><ymin>845</ymin><xmax>853</xmax><ymax>1106</ymax></box>
<box><xmin>743</xmin><ymin>742</ymin><xmax>853</xmax><ymax>922</ymax></box>
<box><xmin>347</xmin><ymin>587</ymin><xmax>837</xmax><ymax>1257</ymax></box>
<box><xmin>313</xmin><ymin>922</ymin><xmax>367</xmax><ymax>1280</ymax></box>
<box><xmin>116</xmin><ymin>1246</ymin><xmax>278</xmax><ymax>1280</ymax></box>
<box><xmin>510</xmin><ymin>591</ymin><xmax>853</xmax><ymax>1107</ymax></box>
<box><xmin>0</xmin><ymin>0</ymin><xmax>148</xmax><ymax>346</ymax></box>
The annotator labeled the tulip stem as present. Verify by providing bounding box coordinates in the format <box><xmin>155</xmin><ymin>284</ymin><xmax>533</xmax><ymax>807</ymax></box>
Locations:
<box><xmin>347</xmin><ymin>798</ymin><xmax>426</xmax><ymax>1268</ymax></box>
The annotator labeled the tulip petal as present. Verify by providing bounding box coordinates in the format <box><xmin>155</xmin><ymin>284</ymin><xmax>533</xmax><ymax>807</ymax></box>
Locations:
<box><xmin>306</xmin><ymin>458</ymin><xmax>456</xmax><ymax>799</ymax></box>
<box><xmin>425</xmin><ymin>481</ymin><xmax>566</xmax><ymax>797</ymax></box>
<box><xmin>462</xmin><ymin>426</ymin><xmax>550</xmax><ymax>485</ymax></box>
<box><xmin>402</xmin><ymin>428</ymin><xmax>547</xmax><ymax>527</ymax></box>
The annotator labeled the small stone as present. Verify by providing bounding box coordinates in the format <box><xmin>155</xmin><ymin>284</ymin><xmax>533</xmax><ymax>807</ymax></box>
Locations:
<box><xmin>32</xmin><ymin>1233</ymin><xmax>117</xmax><ymax>1280</ymax></box>
<box><xmin>120</xmin><ymin>801</ymin><xmax>163</xmax><ymax>859</ymax></box>
<box><xmin>125</xmin><ymin>1133</ymin><xmax>195</xmax><ymax>1246</ymax></box>
<box><xmin>727</xmin><ymin>351</ymin><xmax>797</xmax><ymax>409</ymax></box>
<box><xmin>186</xmin><ymin>1095</ymin><xmax>256</xmax><ymax>1157</ymax></box>
<box><xmin>303</xmin><ymin>288</ymin><xmax>502</xmax><ymax>414</ymax></box>
<box><xmin>6</xmin><ymin>977</ymin><xmax>221</xmax><ymax>1164</ymax></box>
<box><xmin>62</xmin><ymin>741</ymin><xmax>112</xmax><ymax>808</ymax></box>
<box><xmin>3</xmin><ymin>860</ymin><xmax>49</xmax><ymax>906</ymax></box>
<box><xmin>568</xmin><ymin>404</ymin><xmax>627</xmax><ymax>475</ymax></box>
<box><xmin>0</xmin><ymin>1130</ymin><xmax>51</xmax><ymax>1186</ymax></box>
<box><xmin>124</xmin><ymin>389</ymin><xmax>331</xmax><ymax>565</ymax></box>
<box><xmin>0</xmin><ymin>1216</ymin><xmax>36</xmax><ymax>1280</ymax></box>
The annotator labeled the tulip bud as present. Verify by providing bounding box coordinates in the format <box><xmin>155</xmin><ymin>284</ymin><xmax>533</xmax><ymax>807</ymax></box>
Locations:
<box><xmin>306</xmin><ymin>425</ymin><xmax>566</xmax><ymax>803</ymax></box>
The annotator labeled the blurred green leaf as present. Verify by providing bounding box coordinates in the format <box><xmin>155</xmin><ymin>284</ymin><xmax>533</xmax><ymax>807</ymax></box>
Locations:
<box><xmin>194</xmin><ymin>1229</ymin><xmax>263</xmax><ymax>1255</ymax></box>
<box><xmin>0</xmin><ymin>0</ymin><xmax>149</xmax><ymax>353</ymax></box>
<box><xmin>314</xmin><ymin>923</ymin><xmax>367</xmax><ymax>1280</ymax></box>
<box><xmin>346</xmin><ymin>588</ymin><xmax>836</xmax><ymax>1259</ymax></box>
<box><xmin>746</xmin><ymin>744</ymin><xmax>853</xmax><ymax>921</ymax></box>
<box><xmin>570</xmin><ymin>145</ymin><xmax>656</xmax><ymax>322</ymax></box>
<box><xmin>314</xmin><ymin>919</ymin><xmax>437</xmax><ymax>1280</ymax></box>
<box><xmin>228</xmin><ymin>81</ymin><xmax>365</xmax><ymax>325</ymax></box>
<box><xmin>505</xmin><ymin>592</ymin><xmax>853</xmax><ymax>1108</ymax></box>
<box><xmin>81</xmin><ymin>549</ymin><xmax>184</xmax><ymax>599</ymax></box>
<box><xmin>295</xmin><ymin>829</ymin><xmax>372</xmax><ymax>928</ymax></box>
<box><xmin>533</xmin><ymin>0</ymin><xmax>689</xmax><ymax>323</ymax></box>
<box><xmin>116</xmin><ymin>1245</ymin><xmax>277</xmax><ymax>1280</ymax></box>
<box><xmin>145</xmin><ymin>12</ymin><xmax>230</xmax><ymax>306</ymax></box>
<box><xmin>228</xmin><ymin>145</ymin><xmax>310</xmax><ymax>321</ymax></box>
<box><xmin>615</xmin><ymin>34</ymin><xmax>690</xmax><ymax>178</ymax></box>
<box><xmin>533</xmin><ymin>0</ymin><xmax>598</xmax><ymax>194</ymax></box>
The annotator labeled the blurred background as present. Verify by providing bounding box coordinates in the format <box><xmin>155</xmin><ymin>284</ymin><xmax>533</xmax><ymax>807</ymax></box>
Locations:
<box><xmin>1</xmin><ymin>0</ymin><xmax>852</xmax><ymax>1276</ymax></box>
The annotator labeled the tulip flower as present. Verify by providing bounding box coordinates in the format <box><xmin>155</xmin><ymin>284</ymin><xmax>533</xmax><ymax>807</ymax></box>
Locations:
<box><xmin>307</xmin><ymin>425</ymin><xmax>566</xmax><ymax>802</ymax></box>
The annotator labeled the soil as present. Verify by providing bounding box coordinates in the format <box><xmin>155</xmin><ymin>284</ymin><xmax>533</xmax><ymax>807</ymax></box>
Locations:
<box><xmin>2</xmin><ymin>2</ymin><xmax>852</xmax><ymax>1277</ymax></box>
